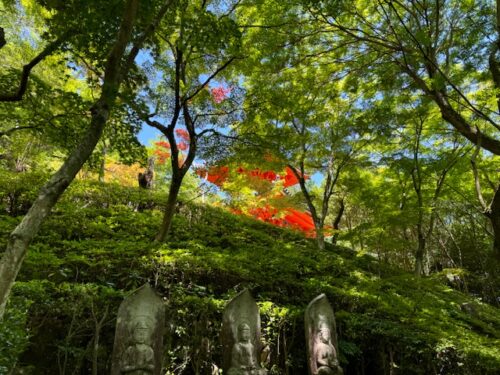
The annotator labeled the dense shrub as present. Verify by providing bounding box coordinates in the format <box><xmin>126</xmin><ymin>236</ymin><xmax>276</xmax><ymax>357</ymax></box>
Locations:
<box><xmin>0</xmin><ymin>182</ymin><xmax>499</xmax><ymax>374</ymax></box>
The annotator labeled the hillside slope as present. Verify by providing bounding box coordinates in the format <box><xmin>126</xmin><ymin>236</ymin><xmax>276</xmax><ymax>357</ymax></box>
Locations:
<box><xmin>0</xmin><ymin>181</ymin><xmax>499</xmax><ymax>374</ymax></box>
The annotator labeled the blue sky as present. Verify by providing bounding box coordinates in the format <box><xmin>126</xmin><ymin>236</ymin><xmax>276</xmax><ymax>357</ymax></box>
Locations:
<box><xmin>137</xmin><ymin>125</ymin><xmax>161</xmax><ymax>146</ymax></box>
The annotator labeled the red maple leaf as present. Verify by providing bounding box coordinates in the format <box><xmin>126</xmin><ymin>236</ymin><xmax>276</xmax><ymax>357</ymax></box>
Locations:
<box><xmin>175</xmin><ymin>128</ymin><xmax>190</xmax><ymax>141</ymax></box>
<box><xmin>211</xmin><ymin>86</ymin><xmax>231</xmax><ymax>104</ymax></box>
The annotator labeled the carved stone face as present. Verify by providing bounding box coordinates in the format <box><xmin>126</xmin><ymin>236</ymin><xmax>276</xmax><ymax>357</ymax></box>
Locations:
<box><xmin>238</xmin><ymin>323</ymin><xmax>251</xmax><ymax>342</ymax></box>
<box><xmin>133</xmin><ymin>327</ymin><xmax>149</xmax><ymax>344</ymax></box>
<box><xmin>319</xmin><ymin>327</ymin><xmax>331</xmax><ymax>343</ymax></box>
<box><xmin>132</xmin><ymin>320</ymin><xmax>151</xmax><ymax>344</ymax></box>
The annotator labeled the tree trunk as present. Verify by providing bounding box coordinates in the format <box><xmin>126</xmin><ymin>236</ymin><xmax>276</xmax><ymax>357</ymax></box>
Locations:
<box><xmin>0</xmin><ymin>0</ymin><xmax>140</xmax><ymax>319</ymax></box>
<box><xmin>0</xmin><ymin>103</ymin><xmax>111</xmax><ymax>317</ymax></box>
<box><xmin>487</xmin><ymin>183</ymin><xmax>500</xmax><ymax>261</ymax></box>
<box><xmin>155</xmin><ymin>174</ymin><xmax>183</xmax><ymax>242</ymax></box>
<box><xmin>315</xmin><ymin>224</ymin><xmax>325</xmax><ymax>251</ymax></box>
<box><xmin>287</xmin><ymin>164</ymin><xmax>326</xmax><ymax>251</ymax></box>
<box><xmin>0</xmin><ymin>27</ymin><xmax>5</xmax><ymax>50</ymax></box>
<box><xmin>414</xmin><ymin>231</ymin><xmax>426</xmax><ymax>276</ymax></box>
<box><xmin>92</xmin><ymin>304</ymin><xmax>108</xmax><ymax>375</ymax></box>
<box><xmin>98</xmin><ymin>148</ymin><xmax>106</xmax><ymax>183</ymax></box>
<box><xmin>332</xmin><ymin>198</ymin><xmax>345</xmax><ymax>245</ymax></box>
<box><xmin>154</xmin><ymin>99</ymin><xmax>198</xmax><ymax>242</ymax></box>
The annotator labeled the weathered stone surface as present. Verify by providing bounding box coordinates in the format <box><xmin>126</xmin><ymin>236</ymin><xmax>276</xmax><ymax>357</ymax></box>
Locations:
<box><xmin>305</xmin><ymin>294</ymin><xmax>343</xmax><ymax>375</ymax></box>
<box><xmin>111</xmin><ymin>284</ymin><xmax>165</xmax><ymax>375</ymax></box>
<box><xmin>221</xmin><ymin>289</ymin><xmax>267</xmax><ymax>375</ymax></box>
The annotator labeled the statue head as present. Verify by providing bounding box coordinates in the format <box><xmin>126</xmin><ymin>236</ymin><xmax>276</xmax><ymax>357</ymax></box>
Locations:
<box><xmin>237</xmin><ymin>322</ymin><xmax>251</xmax><ymax>342</ymax></box>
<box><xmin>131</xmin><ymin>317</ymin><xmax>152</xmax><ymax>344</ymax></box>
<box><xmin>318</xmin><ymin>324</ymin><xmax>331</xmax><ymax>344</ymax></box>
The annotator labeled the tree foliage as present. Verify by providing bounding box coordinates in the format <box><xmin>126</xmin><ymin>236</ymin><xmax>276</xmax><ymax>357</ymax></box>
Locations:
<box><xmin>0</xmin><ymin>0</ymin><xmax>499</xmax><ymax>373</ymax></box>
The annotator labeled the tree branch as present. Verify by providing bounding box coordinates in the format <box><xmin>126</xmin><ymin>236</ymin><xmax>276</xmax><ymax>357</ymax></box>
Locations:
<box><xmin>489</xmin><ymin>46</ymin><xmax>500</xmax><ymax>114</ymax></box>
<box><xmin>180</xmin><ymin>102</ymin><xmax>197</xmax><ymax>173</ymax></box>
<box><xmin>398</xmin><ymin>62</ymin><xmax>500</xmax><ymax>155</ymax></box>
<box><xmin>0</xmin><ymin>125</ymin><xmax>38</xmax><ymax>137</ymax></box>
<box><xmin>143</xmin><ymin>117</ymin><xmax>168</xmax><ymax>134</ymax></box>
<box><xmin>333</xmin><ymin>198</ymin><xmax>345</xmax><ymax>230</ymax></box>
<box><xmin>0</xmin><ymin>27</ymin><xmax>5</xmax><ymax>50</ymax></box>
<box><xmin>471</xmin><ymin>143</ymin><xmax>489</xmax><ymax>212</ymax></box>
<box><xmin>388</xmin><ymin>0</ymin><xmax>500</xmax><ymax>131</ymax></box>
<box><xmin>196</xmin><ymin>128</ymin><xmax>238</xmax><ymax>139</ymax></box>
<box><xmin>123</xmin><ymin>0</ymin><xmax>175</xmax><ymax>72</ymax></box>
<box><xmin>0</xmin><ymin>31</ymin><xmax>72</xmax><ymax>102</ymax></box>
<box><xmin>183</xmin><ymin>57</ymin><xmax>237</xmax><ymax>103</ymax></box>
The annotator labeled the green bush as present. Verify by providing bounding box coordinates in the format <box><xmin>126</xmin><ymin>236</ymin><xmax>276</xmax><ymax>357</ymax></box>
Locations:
<box><xmin>0</xmin><ymin>296</ymin><xmax>31</xmax><ymax>373</ymax></box>
<box><xmin>1</xmin><ymin>182</ymin><xmax>499</xmax><ymax>374</ymax></box>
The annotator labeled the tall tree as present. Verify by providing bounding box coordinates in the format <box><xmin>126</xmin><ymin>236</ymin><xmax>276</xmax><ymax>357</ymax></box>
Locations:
<box><xmin>471</xmin><ymin>146</ymin><xmax>500</xmax><ymax>263</ymax></box>
<box><xmin>403</xmin><ymin>108</ymin><xmax>465</xmax><ymax>275</ymax></box>
<box><xmin>306</xmin><ymin>0</ymin><xmax>500</xmax><ymax>153</ymax></box>
<box><xmin>0</xmin><ymin>0</ymin><xmax>174</xmax><ymax>318</ymax></box>
<box><xmin>301</xmin><ymin>0</ymin><xmax>500</xmax><ymax>259</ymax></box>
<box><xmin>237</xmin><ymin>62</ymin><xmax>369</xmax><ymax>249</ymax></box>
<box><xmin>134</xmin><ymin>0</ymin><xmax>242</xmax><ymax>241</ymax></box>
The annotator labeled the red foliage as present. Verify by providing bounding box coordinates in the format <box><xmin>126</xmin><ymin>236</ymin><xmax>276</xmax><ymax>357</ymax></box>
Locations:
<box><xmin>244</xmin><ymin>205</ymin><xmax>317</xmax><ymax>237</ymax></box>
<box><xmin>211</xmin><ymin>86</ymin><xmax>231</xmax><ymax>103</ymax></box>
<box><xmin>230</xmin><ymin>208</ymin><xmax>243</xmax><ymax>215</ymax></box>
<box><xmin>153</xmin><ymin>133</ymin><xmax>191</xmax><ymax>164</ymax></box>
<box><xmin>262</xmin><ymin>170</ymin><xmax>277</xmax><ymax>181</ymax></box>
<box><xmin>244</xmin><ymin>168</ymin><xmax>278</xmax><ymax>182</ymax></box>
<box><xmin>284</xmin><ymin>209</ymin><xmax>315</xmax><ymax>231</ymax></box>
<box><xmin>153</xmin><ymin>141</ymin><xmax>171</xmax><ymax>165</ymax></box>
<box><xmin>281</xmin><ymin>167</ymin><xmax>301</xmax><ymax>187</ymax></box>
<box><xmin>196</xmin><ymin>166</ymin><xmax>230</xmax><ymax>186</ymax></box>
<box><xmin>249</xmin><ymin>206</ymin><xmax>287</xmax><ymax>227</ymax></box>
<box><xmin>199</xmin><ymin>166</ymin><xmax>281</xmax><ymax>187</ymax></box>
<box><xmin>155</xmin><ymin>141</ymin><xmax>170</xmax><ymax>149</ymax></box>
<box><xmin>175</xmin><ymin>128</ymin><xmax>190</xmax><ymax>141</ymax></box>
<box><xmin>197</xmin><ymin>163</ymin><xmax>318</xmax><ymax>236</ymax></box>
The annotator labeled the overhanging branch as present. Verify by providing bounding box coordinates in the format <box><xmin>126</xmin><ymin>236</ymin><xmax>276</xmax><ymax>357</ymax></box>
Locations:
<box><xmin>123</xmin><ymin>0</ymin><xmax>175</xmax><ymax>72</ymax></box>
<box><xmin>0</xmin><ymin>125</ymin><xmax>38</xmax><ymax>137</ymax></box>
<box><xmin>0</xmin><ymin>31</ymin><xmax>72</xmax><ymax>102</ymax></box>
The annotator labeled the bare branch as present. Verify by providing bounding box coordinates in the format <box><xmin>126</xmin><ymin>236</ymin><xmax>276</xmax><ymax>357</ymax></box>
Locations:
<box><xmin>129</xmin><ymin>100</ymin><xmax>169</xmax><ymax>134</ymax></box>
<box><xmin>72</xmin><ymin>51</ymin><xmax>103</xmax><ymax>78</ymax></box>
<box><xmin>397</xmin><ymin>62</ymin><xmax>500</xmax><ymax>155</ymax></box>
<box><xmin>193</xmin><ymin>106</ymin><xmax>242</xmax><ymax>123</ymax></box>
<box><xmin>196</xmin><ymin>128</ymin><xmax>240</xmax><ymax>139</ymax></box>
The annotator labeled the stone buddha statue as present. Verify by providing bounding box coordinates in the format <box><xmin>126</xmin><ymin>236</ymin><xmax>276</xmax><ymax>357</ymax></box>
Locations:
<box><xmin>120</xmin><ymin>319</ymin><xmax>155</xmax><ymax>374</ymax></box>
<box><xmin>228</xmin><ymin>323</ymin><xmax>267</xmax><ymax>375</ymax></box>
<box><xmin>314</xmin><ymin>326</ymin><xmax>342</xmax><ymax>375</ymax></box>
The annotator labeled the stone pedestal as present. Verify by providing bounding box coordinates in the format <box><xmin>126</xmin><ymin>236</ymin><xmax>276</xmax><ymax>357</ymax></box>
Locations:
<box><xmin>111</xmin><ymin>284</ymin><xmax>165</xmax><ymax>375</ymax></box>
<box><xmin>305</xmin><ymin>294</ymin><xmax>343</xmax><ymax>375</ymax></box>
